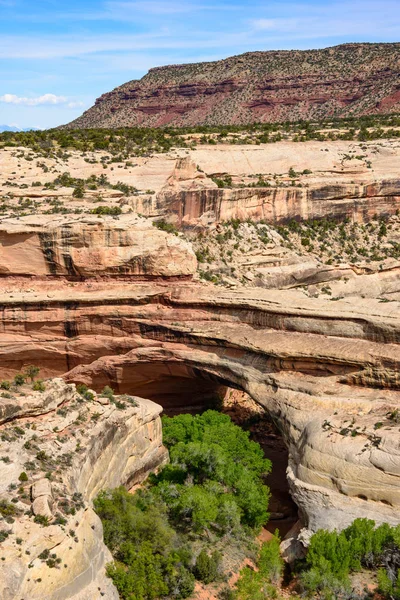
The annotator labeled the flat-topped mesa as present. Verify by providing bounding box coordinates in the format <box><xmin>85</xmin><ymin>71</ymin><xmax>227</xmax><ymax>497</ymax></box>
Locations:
<box><xmin>64</xmin><ymin>43</ymin><xmax>400</xmax><ymax>129</ymax></box>
<box><xmin>0</xmin><ymin>215</ymin><xmax>196</xmax><ymax>279</ymax></box>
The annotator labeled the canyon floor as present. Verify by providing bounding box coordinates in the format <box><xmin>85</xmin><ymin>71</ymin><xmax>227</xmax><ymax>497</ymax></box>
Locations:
<box><xmin>0</xmin><ymin>135</ymin><xmax>399</xmax><ymax>599</ymax></box>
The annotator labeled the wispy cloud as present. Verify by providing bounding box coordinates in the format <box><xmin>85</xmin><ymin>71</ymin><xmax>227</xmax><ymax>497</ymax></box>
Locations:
<box><xmin>0</xmin><ymin>93</ymin><xmax>83</xmax><ymax>108</ymax></box>
<box><xmin>107</xmin><ymin>1</ymin><xmax>212</xmax><ymax>15</ymax></box>
<box><xmin>5</xmin><ymin>0</ymin><xmax>238</xmax><ymax>23</ymax></box>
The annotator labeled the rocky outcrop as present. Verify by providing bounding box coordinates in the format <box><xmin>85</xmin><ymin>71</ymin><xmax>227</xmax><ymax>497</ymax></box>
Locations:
<box><xmin>0</xmin><ymin>281</ymin><xmax>399</xmax><ymax>539</ymax></box>
<box><xmin>0</xmin><ymin>215</ymin><xmax>196</xmax><ymax>279</ymax></box>
<box><xmin>2</xmin><ymin>140</ymin><xmax>400</xmax><ymax>231</ymax></box>
<box><xmin>64</xmin><ymin>43</ymin><xmax>400</xmax><ymax>129</ymax></box>
<box><xmin>0</xmin><ymin>379</ymin><xmax>167</xmax><ymax>600</ymax></box>
<box><xmin>154</xmin><ymin>158</ymin><xmax>400</xmax><ymax>226</ymax></box>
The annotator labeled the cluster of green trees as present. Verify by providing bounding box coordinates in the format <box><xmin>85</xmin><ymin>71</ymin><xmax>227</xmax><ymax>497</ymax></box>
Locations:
<box><xmin>94</xmin><ymin>411</ymin><xmax>400</xmax><ymax>600</ymax></box>
<box><xmin>300</xmin><ymin>518</ymin><xmax>400</xmax><ymax>599</ymax></box>
<box><xmin>272</xmin><ymin>214</ymin><xmax>400</xmax><ymax>264</ymax></box>
<box><xmin>0</xmin><ymin>365</ymin><xmax>45</xmax><ymax>394</ymax></box>
<box><xmin>1</xmin><ymin>113</ymin><xmax>400</xmax><ymax>155</ymax></box>
<box><xmin>159</xmin><ymin>411</ymin><xmax>271</xmax><ymax>530</ymax></box>
<box><xmin>94</xmin><ymin>410</ymin><xmax>272</xmax><ymax>600</ymax></box>
<box><xmin>47</xmin><ymin>171</ymin><xmax>137</xmax><ymax>199</ymax></box>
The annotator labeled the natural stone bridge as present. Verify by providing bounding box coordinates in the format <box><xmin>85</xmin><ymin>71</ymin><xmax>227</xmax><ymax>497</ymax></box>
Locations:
<box><xmin>0</xmin><ymin>214</ymin><xmax>399</xmax><ymax>598</ymax></box>
<box><xmin>1</xmin><ymin>280</ymin><xmax>400</xmax><ymax>536</ymax></box>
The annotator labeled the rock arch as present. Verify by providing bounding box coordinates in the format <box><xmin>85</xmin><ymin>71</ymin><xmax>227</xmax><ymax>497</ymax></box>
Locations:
<box><xmin>1</xmin><ymin>282</ymin><xmax>399</xmax><ymax>535</ymax></box>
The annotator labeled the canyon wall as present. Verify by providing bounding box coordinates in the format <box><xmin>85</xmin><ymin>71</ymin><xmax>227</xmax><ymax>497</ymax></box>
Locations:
<box><xmin>129</xmin><ymin>144</ymin><xmax>400</xmax><ymax>227</ymax></box>
<box><xmin>0</xmin><ymin>379</ymin><xmax>167</xmax><ymax>600</ymax></box>
<box><xmin>3</xmin><ymin>140</ymin><xmax>400</xmax><ymax>230</ymax></box>
<box><xmin>0</xmin><ymin>215</ymin><xmax>196</xmax><ymax>279</ymax></box>
<box><xmin>0</xmin><ymin>198</ymin><xmax>399</xmax><ymax>591</ymax></box>
<box><xmin>156</xmin><ymin>176</ymin><xmax>400</xmax><ymax>227</ymax></box>
<box><xmin>0</xmin><ymin>277</ymin><xmax>399</xmax><ymax>538</ymax></box>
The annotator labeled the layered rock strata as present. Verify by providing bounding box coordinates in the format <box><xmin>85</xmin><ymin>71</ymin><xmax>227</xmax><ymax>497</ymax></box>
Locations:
<box><xmin>152</xmin><ymin>155</ymin><xmax>400</xmax><ymax>227</ymax></box>
<box><xmin>0</xmin><ymin>280</ymin><xmax>399</xmax><ymax>538</ymax></box>
<box><xmin>0</xmin><ymin>378</ymin><xmax>167</xmax><ymax>600</ymax></box>
<box><xmin>65</xmin><ymin>43</ymin><xmax>400</xmax><ymax>128</ymax></box>
<box><xmin>0</xmin><ymin>215</ymin><xmax>196</xmax><ymax>279</ymax></box>
<box><xmin>2</xmin><ymin>140</ymin><xmax>400</xmax><ymax>229</ymax></box>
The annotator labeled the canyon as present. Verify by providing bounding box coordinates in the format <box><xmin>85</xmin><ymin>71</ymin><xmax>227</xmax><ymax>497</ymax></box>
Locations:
<box><xmin>0</xmin><ymin>134</ymin><xmax>400</xmax><ymax>598</ymax></box>
<box><xmin>64</xmin><ymin>43</ymin><xmax>400</xmax><ymax>128</ymax></box>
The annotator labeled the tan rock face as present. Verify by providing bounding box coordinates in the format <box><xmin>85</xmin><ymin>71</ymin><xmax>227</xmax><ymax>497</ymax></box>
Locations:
<box><xmin>0</xmin><ymin>215</ymin><xmax>196</xmax><ymax>278</ymax></box>
<box><xmin>0</xmin><ymin>379</ymin><xmax>168</xmax><ymax>600</ymax></box>
<box><xmin>2</xmin><ymin>140</ymin><xmax>400</xmax><ymax>229</ymax></box>
<box><xmin>0</xmin><ymin>281</ymin><xmax>399</xmax><ymax>538</ymax></box>
<box><xmin>1</xmin><ymin>137</ymin><xmax>400</xmax><ymax>575</ymax></box>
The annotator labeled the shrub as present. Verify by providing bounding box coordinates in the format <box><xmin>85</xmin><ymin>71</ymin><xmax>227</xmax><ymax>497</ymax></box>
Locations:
<box><xmin>100</xmin><ymin>386</ymin><xmax>114</xmax><ymax>400</ymax></box>
<box><xmin>90</xmin><ymin>205</ymin><xmax>122</xmax><ymax>216</ymax></box>
<box><xmin>76</xmin><ymin>383</ymin><xmax>88</xmax><ymax>395</ymax></box>
<box><xmin>377</xmin><ymin>569</ymin><xmax>400</xmax><ymax>600</ymax></box>
<box><xmin>72</xmin><ymin>183</ymin><xmax>84</xmax><ymax>198</ymax></box>
<box><xmin>0</xmin><ymin>381</ymin><xmax>10</xmax><ymax>390</ymax></box>
<box><xmin>235</xmin><ymin>567</ymin><xmax>270</xmax><ymax>600</ymax></box>
<box><xmin>194</xmin><ymin>549</ymin><xmax>222</xmax><ymax>583</ymax></box>
<box><xmin>34</xmin><ymin>515</ymin><xmax>50</xmax><ymax>526</ymax></box>
<box><xmin>18</xmin><ymin>472</ymin><xmax>28</xmax><ymax>482</ymax></box>
<box><xmin>152</xmin><ymin>219</ymin><xmax>178</xmax><ymax>235</ymax></box>
<box><xmin>258</xmin><ymin>533</ymin><xmax>284</xmax><ymax>583</ymax></box>
<box><xmin>14</xmin><ymin>373</ymin><xmax>25</xmax><ymax>386</ymax></box>
<box><xmin>301</xmin><ymin>518</ymin><xmax>400</xmax><ymax>599</ymax></box>
<box><xmin>32</xmin><ymin>379</ymin><xmax>46</xmax><ymax>392</ymax></box>
<box><xmin>0</xmin><ymin>499</ymin><xmax>19</xmax><ymax>518</ymax></box>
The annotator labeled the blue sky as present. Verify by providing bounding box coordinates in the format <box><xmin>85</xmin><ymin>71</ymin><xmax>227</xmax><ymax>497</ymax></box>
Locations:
<box><xmin>0</xmin><ymin>0</ymin><xmax>399</xmax><ymax>129</ymax></box>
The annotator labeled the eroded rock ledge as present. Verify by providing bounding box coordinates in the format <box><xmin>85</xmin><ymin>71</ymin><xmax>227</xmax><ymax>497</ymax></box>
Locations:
<box><xmin>0</xmin><ymin>281</ymin><xmax>399</xmax><ymax>540</ymax></box>
<box><xmin>0</xmin><ymin>379</ymin><xmax>167</xmax><ymax>600</ymax></box>
<box><xmin>0</xmin><ymin>215</ymin><xmax>196</xmax><ymax>279</ymax></box>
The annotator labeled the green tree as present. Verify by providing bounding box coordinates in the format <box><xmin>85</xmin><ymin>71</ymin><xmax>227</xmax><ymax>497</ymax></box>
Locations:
<box><xmin>24</xmin><ymin>365</ymin><xmax>39</xmax><ymax>383</ymax></box>
<box><xmin>258</xmin><ymin>533</ymin><xmax>284</xmax><ymax>583</ymax></box>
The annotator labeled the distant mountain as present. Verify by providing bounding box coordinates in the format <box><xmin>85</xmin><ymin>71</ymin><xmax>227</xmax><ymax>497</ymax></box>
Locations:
<box><xmin>0</xmin><ymin>125</ymin><xmax>40</xmax><ymax>132</ymax></box>
<box><xmin>64</xmin><ymin>42</ymin><xmax>400</xmax><ymax>130</ymax></box>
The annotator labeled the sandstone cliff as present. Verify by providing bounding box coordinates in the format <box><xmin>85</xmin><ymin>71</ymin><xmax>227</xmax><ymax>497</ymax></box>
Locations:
<box><xmin>0</xmin><ymin>379</ymin><xmax>167</xmax><ymax>600</ymax></box>
<box><xmin>64</xmin><ymin>43</ymin><xmax>400</xmax><ymax>129</ymax></box>
<box><xmin>0</xmin><ymin>277</ymin><xmax>399</xmax><ymax>540</ymax></box>
<box><xmin>2</xmin><ymin>139</ymin><xmax>400</xmax><ymax>230</ymax></box>
<box><xmin>0</xmin><ymin>215</ymin><xmax>196</xmax><ymax>279</ymax></box>
<box><xmin>1</xmin><ymin>133</ymin><xmax>400</xmax><ymax>582</ymax></box>
<box><xmin>153</xmin><ymin>154</ymin><xmax>400</xmax><ymax>227</ymax></box>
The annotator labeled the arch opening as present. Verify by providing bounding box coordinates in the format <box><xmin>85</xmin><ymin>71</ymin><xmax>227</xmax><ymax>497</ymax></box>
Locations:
<box><xmin>69</xmin><ymin>359</ymin><xmax>299</xmax><ymax>535</ymax></box>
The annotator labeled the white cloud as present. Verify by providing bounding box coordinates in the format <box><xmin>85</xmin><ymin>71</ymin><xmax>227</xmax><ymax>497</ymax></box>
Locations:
<box><xmin>0</xmin><ymin>93</ymin><xmax>67</xmax><ymax>106</ymax></box>
<box><xmin>108</xmin><ymin>1</ymin><xmax>206</xmax><ymax>15</ymax></box>
<box><xmin>0</xmin><ymin>94</ymin><xmax>85</xmax><ymax>110</ymax></box>
<box><xmin>67</xmin><ymin>101</ymin><xmax>85</xmax><ymax>109</ymax></box>
<box><xmin>250</xmin><ymin>18</ymin><xmax>302</xmax><ymax>32</ymax></box>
